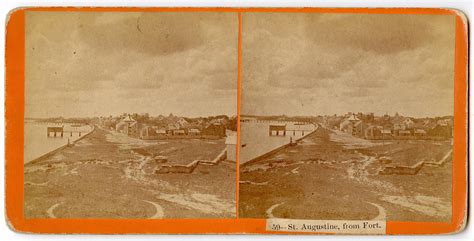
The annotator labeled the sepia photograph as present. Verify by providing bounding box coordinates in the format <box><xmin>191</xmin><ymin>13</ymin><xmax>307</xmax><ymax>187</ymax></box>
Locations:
<box><xmin>239</xmin><ymin>12</ymin><xmax>456</xmax><ymax>222</ymax></box>
<box><xmin>24</xmin><ymin>11</ymin><xmax>238</xmax><ymax>219</ymax></box>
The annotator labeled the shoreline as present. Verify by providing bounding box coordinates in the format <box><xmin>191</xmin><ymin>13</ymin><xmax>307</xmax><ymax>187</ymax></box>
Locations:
<box><xmin>240</xmin><ymin>123</ymin><xmax>319</xmax><ymax>166</ymax></box>
<box><xmin>26</xmin><ymin>125</ymin><xmax>96</xmax><ymax>165</ymax></box>
<box><xmin>24</xmin><ymin>127</ymin><xmax>236</xmax><ymax>219</ymax></box>
<box><xmin>239</xmin><ymin>126</ymin><xmax>453</xmax><ymax>221</ymax></box>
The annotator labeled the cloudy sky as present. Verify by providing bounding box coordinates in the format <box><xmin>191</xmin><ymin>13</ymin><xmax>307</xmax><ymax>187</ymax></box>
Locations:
<box><xmin>25</xmin><ymin>11</ymin><xmax>237</xmax><ymax>118</ymax></box>
<box><xmin>241</xmin><ymin>13</ymin><xmax>456</xmax><ymax>118</ymax></box>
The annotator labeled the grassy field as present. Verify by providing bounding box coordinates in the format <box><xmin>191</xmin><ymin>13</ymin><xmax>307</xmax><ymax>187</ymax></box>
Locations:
<box><xmin>239</xmin><ymin>127</ymin><xmax>452</xmax><ymax>222</ymax></box>
<box><xmin>24</xmin><ymin>127</ymin><xmax>235</xmax><ymax>219</ymax></box>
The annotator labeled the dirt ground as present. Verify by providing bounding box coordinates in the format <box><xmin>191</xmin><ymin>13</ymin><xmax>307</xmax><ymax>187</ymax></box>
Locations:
<box><xmin>239</xmin><ymin>126</ymin><xmax>452</xmax><ymax>222</ymax></box>
<box><xmin>24</xmin><ymin>127</ymin><xmax>236</xmax><ymax>219</ymax></box>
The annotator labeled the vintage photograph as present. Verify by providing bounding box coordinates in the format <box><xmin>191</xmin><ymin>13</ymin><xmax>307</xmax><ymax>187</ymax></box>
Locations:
<box><xmin>239</xmin><ymin>13</ymin><xmax>455</xmax><ymax>222</ymax></box>
<box><xmin>24</xmin><ymin>11</ymin><xmax>238</xmax><ymax>219</ymax></box>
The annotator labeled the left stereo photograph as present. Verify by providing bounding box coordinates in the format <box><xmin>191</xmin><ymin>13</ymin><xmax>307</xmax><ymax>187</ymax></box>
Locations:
<box><xmin>23</xmin><ymin>11</ymin><xmax>238</xmax><ymax>219</ymax></box>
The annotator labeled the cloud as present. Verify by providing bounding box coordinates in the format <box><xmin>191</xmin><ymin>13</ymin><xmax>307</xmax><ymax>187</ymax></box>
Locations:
<box><xmin>76</xmin><ymin>12</ymin><xmax>203</xmax><ymax>56</ymax></box>
<box><xmin>25</xmin><ymin>11</ymin><xmax>238</xmax><ymax>118</ymax></box>
<box><xmin>242</xmin><ymin>12</ymin><xmax>455</xmax><ymax>117</ymax></box>
<box><xmin>303</xmin><ymin>14</ymin><xmax>440</xmax><ymax>54</ymax></box>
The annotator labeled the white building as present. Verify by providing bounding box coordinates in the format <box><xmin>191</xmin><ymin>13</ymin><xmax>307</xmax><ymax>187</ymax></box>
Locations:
<box><xmin>225</xmin><ymin>134</ymin><xmax>237</xmax><ymax>162</ymax></box>
<box><xmin>115</xmin><ymin>115</ymin><xmax>137</xmax><ymax>136</ymax></box>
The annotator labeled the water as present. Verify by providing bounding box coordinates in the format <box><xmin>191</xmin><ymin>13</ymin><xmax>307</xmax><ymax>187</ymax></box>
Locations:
<box><xmin>24</xmin><ymin>121</ymin><xmax>93</xmax><ymax>163</ymax></box>
<box><xmin>239</xmin><ymin>120</ymin><xmax>316</xmax><ymax>164</ymax></box>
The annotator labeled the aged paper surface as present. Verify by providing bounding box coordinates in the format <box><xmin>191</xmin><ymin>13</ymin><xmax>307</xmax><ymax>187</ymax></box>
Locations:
<box><xmin>239</xmin><ymin>12</ymin><xmax>456</xmax><ymax>225</ymax></box>
<box><xmin>14</xmin><ymin>8</ymin><xmax>465</xmax><ymax>234</ymax></box>
<box><xmin>24</xmin><ymin>11</ymin><xmax>238</xmax><ymax>219</ymax></box>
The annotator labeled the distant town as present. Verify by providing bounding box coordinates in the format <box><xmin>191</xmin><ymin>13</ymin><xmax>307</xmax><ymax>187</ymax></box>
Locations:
<box><xmin>24</xmin><ymin>112</ymin><xmax>238</xmax><ymax>219</ymax></box>
<box><xmin>239</xmin><ymin>111</ymin><xmax>454</xmax><ymax>221</ymax></box>
<box><xmin>241</xmin><ymin>112</ymin><xmax>453</xmax><ymax>140</ymax></box>
<box><xmin>28</xmin><ymin>113</ymin><xmax>238</xmax><ymax>140</ymax></box>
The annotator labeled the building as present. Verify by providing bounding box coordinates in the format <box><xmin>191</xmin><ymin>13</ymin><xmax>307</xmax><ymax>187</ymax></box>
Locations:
<box><xmin>167</xmin><ymin>123</ymin><xmax>179</xmax><ymax>135</ymax></box>
<box><xmin>202</xmin><ymin>123</ymin><xmax>226</xmax><ymax>137</ymax></box>
<box><xmin>139</xmin><ymin>126</ymin><xmax>155</xmax><ymax>139</ymax></box>
<box><xmin>173</xmin><ymin>129</ymin><xmax>186</xmax><ymax>136</ymax></box>
<box><xmin>156</xmin><ymin>128</ymin><xmax>167</xmax><ymax>136</ymax></box>
<box><xmin>269</xmin><ymin>124</ymin><xmax>286</xmax><ymax>136</ymax></box>
<box><xmin>340</xmin><ymin>114</ymin><xmax>364</xmax><ymax>137</ymax></box>
<box><xmin>414</xmin><ymin>129</ymin><xmax>427</xmax><ymax>137</ymax></box>
<box><xmin>139</xmin><ymin>126</ymin><xmax>168</xmax><ymax>139</ymax></box>
<box><xmin>177</xmin><ymin>118</ymin><xmax>189</xmax><ymax>128</ymax></box>
<box><xmin>115</xmin><ymin>115</ymin><xmax>138</xmax><ymax>136</ymax></box>
<box><xmin>393</xmin><ymin>123</ymin><xmax>406</xmax><ymax>131</ymax></box>
<box><xmin>403</xmin><ymin>118</ymin><xmax>415</xmax><ymax>129</ymax></box>
<box><xmin>398</xmin><ymin>130</ymin><xmax>411</xmax><ymax>137</ymax></box>
<box><xmin>287</xmin><ymin>124</ymin><xmax>313</xmax><ymax>137</ymax></box>
<box><xmin>366</xmin><ymin>126</ymin><xmax>391</xmax><ymax>139</ymax></box>
<box><xmin>381</xmin><ymin>129</ymin><xmax>392</xmax><ymax>138</ymax></box>
<box><xmin>225</xmin><ymin>134</ymin><xmax>237</xmax><ymax>162</ymax></box>
<box><xmin>188</xmin><ymin>128</ymin><xmax>201</xmax><ymax>136</ymax></box>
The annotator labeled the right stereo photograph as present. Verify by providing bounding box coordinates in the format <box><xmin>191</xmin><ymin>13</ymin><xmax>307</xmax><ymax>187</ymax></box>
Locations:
<box><xmin>239</xmin><ymin>12</ymin><xmax>456</xmax><ymax>222</ymax></box>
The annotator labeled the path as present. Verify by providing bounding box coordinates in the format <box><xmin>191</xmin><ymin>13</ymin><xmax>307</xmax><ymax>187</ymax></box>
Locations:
<box><xmin>142</xmin><ymin>200</ymin><xmax>165</xmax><ymax>219</ymax></box>
<box><xmin>46</xmin><ymin>202</ymin><xmax>63</xmax><ymax>218</ymax></box>
<box><xmin>266</xmin><ymin>203</ymin><xmax>284</xmax><ymax>218</ymax></box>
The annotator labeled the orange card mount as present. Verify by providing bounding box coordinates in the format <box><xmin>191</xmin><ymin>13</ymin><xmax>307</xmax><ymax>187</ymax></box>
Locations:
<box><xmin>5</xmin><ymin>7</ymin><xmax>468</xmax><ymax>234</ymax></box>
